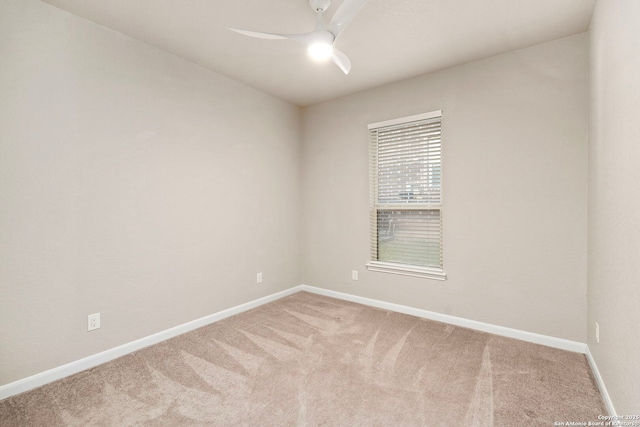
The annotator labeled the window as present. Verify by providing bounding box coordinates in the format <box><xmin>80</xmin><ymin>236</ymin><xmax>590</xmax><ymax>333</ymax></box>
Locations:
<box><xmin>366</xmin><ymin>110</ymin><xmax>446</xmax><ymax>280</ymax></box>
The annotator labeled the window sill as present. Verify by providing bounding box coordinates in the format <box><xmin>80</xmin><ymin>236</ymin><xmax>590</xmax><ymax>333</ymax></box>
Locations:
<box><xmin>366</xmin><ymin>261</ymin><xmax>447</xmax><ymax>281</ymax></box>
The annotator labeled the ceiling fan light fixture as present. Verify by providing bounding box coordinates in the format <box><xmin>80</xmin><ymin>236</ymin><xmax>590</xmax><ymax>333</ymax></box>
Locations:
<box><xmin>230</xmin><ymin>0</ymin><xmax>369</xmax><ymax>74</ymax></box>
<box><xmin>307</xmin><ymin>42</ymin><xmax>333</xmax><ymax>61</ymax></box>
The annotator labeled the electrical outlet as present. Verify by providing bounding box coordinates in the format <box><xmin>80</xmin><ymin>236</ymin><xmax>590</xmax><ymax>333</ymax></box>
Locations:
<box><xmin>352</xmin><ymin>270</ymin><xmax>358</xmax><ymax>281</ymax></box>
<box><xmin>595</xmin><ymin>322</ymin><xmax>599</xmax><ymax>343</ymax></box>
<box><xmin>257</xmin><ymin>272</ymin><xmax>263</xmax><ymax>284</ymax></box>
<box><xmin>88</xmin><ymin>313</ymin><xmax>100</xmax><ymax>331</ymax></box>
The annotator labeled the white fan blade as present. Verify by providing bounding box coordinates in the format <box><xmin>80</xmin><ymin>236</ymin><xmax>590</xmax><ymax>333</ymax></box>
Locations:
<box><xmin>328</xmin><ymin>0</ymin><xmax>370</xmax><ymax>39</ymax></box>
<box><xmin>228</xmin><ymin>28</ymin><xmax>288</xmax><ymax>40</ymax></box>
<box><xmin>331</xmin><ymin>48</ymin><xmax>352</xmax><ymax>74</ymax></box>
<box><xmin>228</xmin><ymin>28</ymin><xmax>316</xmax><ymax>44</ymax></box>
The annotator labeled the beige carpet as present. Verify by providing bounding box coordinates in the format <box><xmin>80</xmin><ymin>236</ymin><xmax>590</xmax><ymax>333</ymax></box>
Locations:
<box><xmin>1</xmin><ymin>291</ymin><xmax>606</xmax><ymax>426</ymax></box>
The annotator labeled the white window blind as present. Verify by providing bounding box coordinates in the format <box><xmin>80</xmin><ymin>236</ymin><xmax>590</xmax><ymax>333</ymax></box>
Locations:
<box><xmin>367</xmin><ymin>111</ymin><xmax>445</xmax><ymax>280</ymax></box>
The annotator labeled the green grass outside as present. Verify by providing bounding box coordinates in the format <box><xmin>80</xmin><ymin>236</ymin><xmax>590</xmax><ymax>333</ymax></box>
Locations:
<box><xmin>377</xmin><ymin>238</ymin><xmax>441</xmax><ymax>268</ymax></box>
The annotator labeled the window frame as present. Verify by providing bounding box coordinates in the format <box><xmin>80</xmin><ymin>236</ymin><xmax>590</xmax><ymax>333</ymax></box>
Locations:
<box><xmin>366</xmin><ymin>110</ymin><xmax>447</xmax><ymax>281</ymax></box>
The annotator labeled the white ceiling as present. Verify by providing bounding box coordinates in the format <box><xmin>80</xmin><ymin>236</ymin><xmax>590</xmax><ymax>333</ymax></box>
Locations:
<box><xmin>43</xmin><ymin>0</ymin><xmax>595</xmax><ymax>107</ymax></box>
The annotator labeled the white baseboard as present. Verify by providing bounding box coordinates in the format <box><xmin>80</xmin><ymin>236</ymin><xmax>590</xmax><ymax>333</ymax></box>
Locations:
<box><xmin>299</xmin><ymin>285</ymin><xmax>587</xmax><ymax>354</ymax></box>
<box><xmin>585</xmin><ymin>346</ymin><xmax>617</xmax><ymax>416</ymax></box>
<box><xmin>0</xmin><ymin>284</ymin><xmax>596</xmax><ymax>403</ymax></box>
<box><xmin>0</xmin><ymin>287</ymin><xmax>300</xmax><ymax>401</ymax></box>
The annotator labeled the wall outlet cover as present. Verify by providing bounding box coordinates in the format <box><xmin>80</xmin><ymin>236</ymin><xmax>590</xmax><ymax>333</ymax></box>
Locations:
<box><xmin>88</xmin><ymin>313</ymin><xmax>100</xmax><ymax>331</ymax></box>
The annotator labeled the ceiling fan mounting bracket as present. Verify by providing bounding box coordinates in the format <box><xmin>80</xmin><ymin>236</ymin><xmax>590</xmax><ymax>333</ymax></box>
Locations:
<box><xmin>309</xmin><ymin>0</ymin><xmax>330</xmax><ymax>13</ymax></box>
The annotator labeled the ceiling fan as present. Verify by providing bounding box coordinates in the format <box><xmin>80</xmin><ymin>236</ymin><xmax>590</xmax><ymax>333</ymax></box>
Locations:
<box><xmin>229</xmin><ymin>0</ymin><xmax>370</xmax><ymax>75</ymax></box>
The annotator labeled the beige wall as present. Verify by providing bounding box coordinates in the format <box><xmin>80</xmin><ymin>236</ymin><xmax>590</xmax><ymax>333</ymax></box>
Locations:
<box><xmin>0</xmin><ymin>0</ymin><xmax>301</xmax><ymax>386</ymax></box>
<box><xmin>301</xmin><ymin>34</ymin><xmax>589</xmax><ymax>342</ymax></box>
<box><xmin>588</xmin><ymin>0</ymin><xmax>640</xmax><ymax>413</ymax></box>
